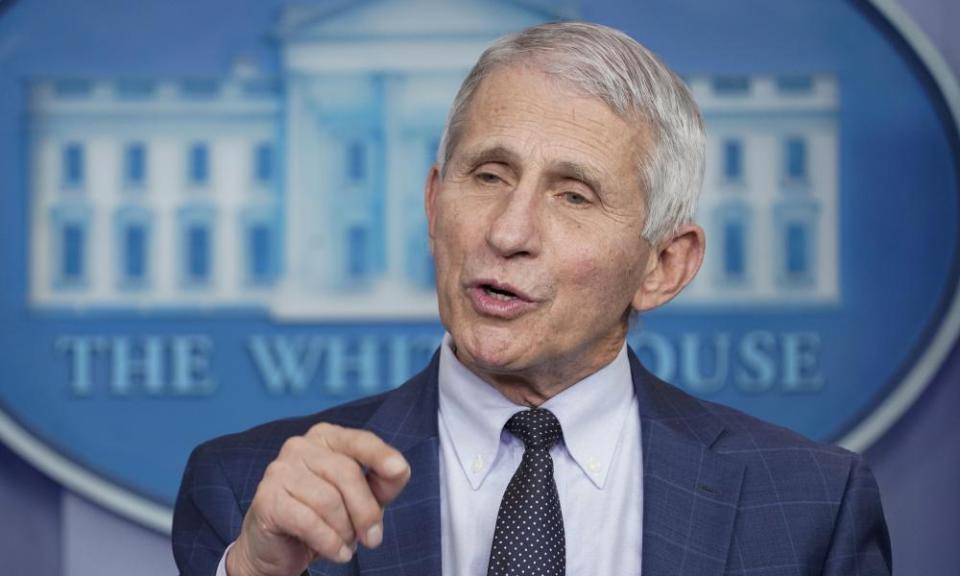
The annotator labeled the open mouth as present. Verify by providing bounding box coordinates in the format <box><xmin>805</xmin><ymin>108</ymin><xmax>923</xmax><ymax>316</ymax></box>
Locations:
<box><xmin>469</xmin><ymin>280</ymin><xmax>536</xmax><ymax>318</ymax></box>
<box><xmin>482</xmin><ymin>284</ymin><xmax>518</xmax><ymax>301</ymax></box>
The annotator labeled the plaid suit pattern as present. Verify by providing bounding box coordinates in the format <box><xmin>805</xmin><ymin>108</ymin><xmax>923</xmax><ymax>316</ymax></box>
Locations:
<box><xmin>173</xmin><ymin>349</ymin><xmax>891</xmax><ymax>576</ymax></box>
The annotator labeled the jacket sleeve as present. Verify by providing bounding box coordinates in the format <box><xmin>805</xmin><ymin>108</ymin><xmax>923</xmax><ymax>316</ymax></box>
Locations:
<box><xmin>171</xmin><ymin>439</ymin><xmax>359</xmax><ymax>576</ymax></box>
<box><xmin>820</xmin><ymin>455</ymin><xmax>892</xmax><ymax>575</ymax></box>
<box><xmin>172</xmin><ymin>442</ymin><xmax>244</xmax><ymax>576</ymax></box>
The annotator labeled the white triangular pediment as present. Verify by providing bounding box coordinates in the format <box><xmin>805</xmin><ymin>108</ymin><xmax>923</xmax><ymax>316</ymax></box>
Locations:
<box><xmin>278</xmin><ymin>0</ymin><xmax>563</xmax><ymax>41</ymax></box>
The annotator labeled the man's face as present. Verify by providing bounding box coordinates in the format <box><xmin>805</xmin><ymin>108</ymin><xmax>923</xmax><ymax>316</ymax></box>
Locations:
<box><xmin>426</xmin><ymin>65</ymin><xmax>657</xmax><ymax>387</ymax></box>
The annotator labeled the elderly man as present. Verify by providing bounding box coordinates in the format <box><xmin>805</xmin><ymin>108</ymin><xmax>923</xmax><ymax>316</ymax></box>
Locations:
<box><xmin>173</xmin><ymin>22</ymin><xmax>891</xmax><ymax>576</ymax></box>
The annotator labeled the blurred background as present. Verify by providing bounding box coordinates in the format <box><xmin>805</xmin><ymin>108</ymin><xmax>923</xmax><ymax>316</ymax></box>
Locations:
<box><xmin>0</xmin><ymin>0</ymin><xmax>958</xmax><ymax>573</ymax></box>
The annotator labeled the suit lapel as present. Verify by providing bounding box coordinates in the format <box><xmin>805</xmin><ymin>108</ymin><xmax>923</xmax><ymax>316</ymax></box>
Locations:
<box><xmin>631</xmin><ymin>352</ymin><xmax>745</xmax><ymax>576</ymax></box>
<box><xmin>346</xmin><ymin>348</ymin><xmax>745</xmax><ymax>576</ymax></box>
<box><xmin>356</xmin><ymin>352</ymin><xmax>443</xmax><ymax>576</ymax></box>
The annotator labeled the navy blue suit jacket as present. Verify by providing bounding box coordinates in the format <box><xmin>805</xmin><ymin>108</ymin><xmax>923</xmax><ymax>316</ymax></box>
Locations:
<box><xmin>173</xmin><ymin>349</ymin><xmax>891</xmax><ymax>575</ymax></box>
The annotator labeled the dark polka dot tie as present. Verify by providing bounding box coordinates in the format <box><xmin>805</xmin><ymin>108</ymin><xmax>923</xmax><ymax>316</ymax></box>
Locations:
<box><xmin>487</xmin><ymin>408</ymin><xmax>565</xmax><ymax>576</ymax></box>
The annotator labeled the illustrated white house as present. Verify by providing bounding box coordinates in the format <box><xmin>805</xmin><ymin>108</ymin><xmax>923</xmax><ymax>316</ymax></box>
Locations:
<box><xmin>27</xmin><ymin>0</ymin><xmax>838</xmax><ymax>318</ymax></box>
<box><xmin>684</xmin><ymin>74</ymin><xmax>839</xmax><ymax>306</ymax></box>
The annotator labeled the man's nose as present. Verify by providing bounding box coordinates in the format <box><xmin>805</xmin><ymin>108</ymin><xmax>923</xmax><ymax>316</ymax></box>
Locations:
<box><xmin>484</xmin><ymin>179</ymin><xmax>543</xmax><ymax>258</ymax></box>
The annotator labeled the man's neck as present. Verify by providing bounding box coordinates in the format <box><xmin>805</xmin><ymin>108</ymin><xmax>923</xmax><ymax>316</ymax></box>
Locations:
<box><xmin>450</xmin><ymin>335</ymin><xmax>627</xmax><ymax>406</ymax></box>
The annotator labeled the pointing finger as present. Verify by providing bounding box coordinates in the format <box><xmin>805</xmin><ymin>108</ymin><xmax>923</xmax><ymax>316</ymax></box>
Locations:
<box><xmin>308</xmin><ymin>424</ymin><xmax>411</xmax><ymax>502</ymax></box>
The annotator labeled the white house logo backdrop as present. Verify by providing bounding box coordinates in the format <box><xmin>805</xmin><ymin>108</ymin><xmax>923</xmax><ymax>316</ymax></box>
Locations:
<box><xmin>0</xmin><ymin>0</ymin><xmax>958</xmax><ymax>531</ymax></box>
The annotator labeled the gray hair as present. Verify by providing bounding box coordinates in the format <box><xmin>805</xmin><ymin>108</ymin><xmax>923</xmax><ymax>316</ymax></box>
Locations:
<box><xmin>437</xmin><ymin>21</ymin><xmax>705</xmax><ymax>244</ymax></box>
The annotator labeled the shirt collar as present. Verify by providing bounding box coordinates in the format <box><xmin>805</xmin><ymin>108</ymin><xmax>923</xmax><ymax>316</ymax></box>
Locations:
<box><xmin>438</xmin><ymin>334</ymin><xmax>519</xmax><ymax>490</ymax></box>
<box><xmin>437</xmin><ymin>334</ymin><xmax>636</xmax><ymax>491</ymax></box>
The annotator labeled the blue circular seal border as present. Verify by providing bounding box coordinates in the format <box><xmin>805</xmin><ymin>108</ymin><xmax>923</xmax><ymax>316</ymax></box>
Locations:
<box><xmin>828</xmin><ymin>0</ymin><xmax>960</xmax><ymax>451</ymax></box>
<box><xmin>0</xmin><ymin>0</ymin><xmax>957</xmax><ymax>534</ymax></box>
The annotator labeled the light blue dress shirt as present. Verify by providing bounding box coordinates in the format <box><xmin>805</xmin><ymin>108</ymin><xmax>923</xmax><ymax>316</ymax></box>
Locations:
<box><xmin>216</xmin><ymin>337</ymin><xmax>644</xmax><ymax>576</ymax></box>
<box><xmin>438</xmin><ymin>335</ymin><xmax>644</xmax><ymax>576</ymax></box>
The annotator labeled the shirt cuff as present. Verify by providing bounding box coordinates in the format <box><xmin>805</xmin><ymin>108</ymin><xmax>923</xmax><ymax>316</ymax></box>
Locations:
<box><xmin>216</xmin><ymin>541</ymin><xmax>235</xmax><ymax>576</ymax></box>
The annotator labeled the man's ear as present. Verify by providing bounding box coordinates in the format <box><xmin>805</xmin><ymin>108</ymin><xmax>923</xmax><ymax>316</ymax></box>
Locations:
<box><xmin>631</xmin><ymin>224</ymin><xmax>705</xmax><ymax>313</ymax></box>
<box><xmin>424</xmin><ymin>165</ymin><xmax>441</xmax><ymax>252</ymax></box>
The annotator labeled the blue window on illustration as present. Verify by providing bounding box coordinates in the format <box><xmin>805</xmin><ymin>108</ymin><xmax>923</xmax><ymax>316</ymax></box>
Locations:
<box><xmin>181</xmin><ymin>79</ymin><xmax>219</xmax><ymax>99</ymax></box>
<box><xmin>242</xmin><ymin>79</ymin><xmax>280</xmax><ymax>98</ymax></box>
<box><xmin>63</xmin><ymin>143</ymin><xmax>84</xmax><ymax>188</ymax></box>
<box><xmin>248</xmin><ymin>224</ymin><xmax>274</xmax><ymax>283</ymax></box>
<box><xmin>123</xmin><ymin>224</ymin><xmax>147</xmax><ymax>282</ymax></box>
<box><xmin>785</xmin><ymin>138</ymin><xmax>807</xmax><ymax>181</ymax></box>
<box><xmin>712</xmin><ymin>76</ymin><xmax>750</xmax><ymax>95</ymax></box>
<box><xmin>54</xmin><ymin>79</ymin><xmax>92</xmax><ymax>98</ymax></box>
<box><xmin>254</xmin><ymin>143</ymin><xmax>273</xmax><ymax>185</ymax></box>
<box><xmin>61</xmin><ymin>223</ymin><xmax>85</xmax><ymax>283</ymax></box>
<box><xmin>723</xmin><ymin>139</ymin><xmax>742</xmax><ymax>181</ymax></box>
<box><xmin>786</xmin><ymin>223</ymin><xmax>809</xmax><ymax>277</ymax></box>
<box><xmin>116</xmin><ymin>79</ymin><xmax>155</xmax><ymax>99</ymax></box>
<box><xmin>348</xmin><ymin>225</ymin><xmax>367</xmax><ymax>279</ymax></box>
<box><xmin>125</xmin><ymin>143</ymin><xmax>146</xmax><ymax>187</ymax></box>
<box><xmin>348</xmin><ymin>141</ymin><xmax>366</xmax><ymax>183</ymax></box>
<box><xmin>189</xmin><ymin>143</ymin><xmax>209</xmax><ymax>185</ymax></box>
<box><xmin>187</xmin><ymin>224</ymin><xmax>210</xmax><ymax>282</ymax></box>
<box><xmin>723</xmin><ymin>220</ymin><xmax>746</xmax><ymax>279</ymax></box>
<box><xmin>776</xmin><ymin>76</ymin><xmax>814</xmax><ymax>94</ymax></box>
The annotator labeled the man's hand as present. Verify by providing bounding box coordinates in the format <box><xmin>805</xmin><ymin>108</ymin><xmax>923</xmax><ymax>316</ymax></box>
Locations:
<box><xmin>226</xmin><ymin>423</ymin><xmax>411</xmax><ymax>576</ymax></box>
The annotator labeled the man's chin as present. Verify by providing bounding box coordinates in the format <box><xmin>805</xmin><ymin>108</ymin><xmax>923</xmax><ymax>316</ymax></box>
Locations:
<box><xmin>450</xmin><ymin>326</ymin><xmax>535</xmax><ymax>376</ymax></box>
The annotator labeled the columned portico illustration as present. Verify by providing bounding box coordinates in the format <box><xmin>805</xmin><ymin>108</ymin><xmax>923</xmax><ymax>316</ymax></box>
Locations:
<box><xmin>26</xmin><ymin>0</ymin><xmax>839</xmax><ymax>318</ymax></box>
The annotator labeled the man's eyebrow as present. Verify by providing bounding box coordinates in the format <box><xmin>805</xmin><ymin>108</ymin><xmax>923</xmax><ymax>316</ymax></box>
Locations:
<box><xmin>456</xmin><ymin>145</ymin><xmax>523</xmax><ymax>170</ymax></box>
<box><xmin>456</xmin><ymin>147</ymin><xmax>608</xmax><ymax>197</ymax></box>
<box><xmin>550</xmin><ymin>160</ymin><xmax>606</xmax><ymax>198</ymax></box>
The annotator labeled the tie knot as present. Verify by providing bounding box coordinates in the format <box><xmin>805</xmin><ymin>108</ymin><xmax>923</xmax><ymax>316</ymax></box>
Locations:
<box><xmin>505</xmin><ymin>408</ymin><xmax>562</xmax><ymax>450</ymax></box>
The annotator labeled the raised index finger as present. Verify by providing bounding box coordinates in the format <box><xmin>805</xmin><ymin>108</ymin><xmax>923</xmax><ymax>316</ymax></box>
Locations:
<box><xmin>308</xmin><ymin>424</ymin><xmax>411</xmax><ymax>503</ymax></box>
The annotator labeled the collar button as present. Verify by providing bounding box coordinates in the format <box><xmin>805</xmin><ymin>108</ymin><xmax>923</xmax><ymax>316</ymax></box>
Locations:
<box><xmin>587</xmin><ymin>457</ymin><xmax>601</xmax><ymax>474</ymax></box>
<box><xmin>471</xmin><ymin>454</ymin><xmax>484</xmax><ymax>474</ymax></box>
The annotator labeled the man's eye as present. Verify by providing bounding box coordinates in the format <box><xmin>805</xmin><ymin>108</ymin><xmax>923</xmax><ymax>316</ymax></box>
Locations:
<box><xmin>476</xmin><ymin>172</ymin><xmax>502</xmax><ymax>185</ymax></box>
<box><xmin>560</xmin><ymin>191</ymin><xmax>589</xmax><ymax>205</ymax></box>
